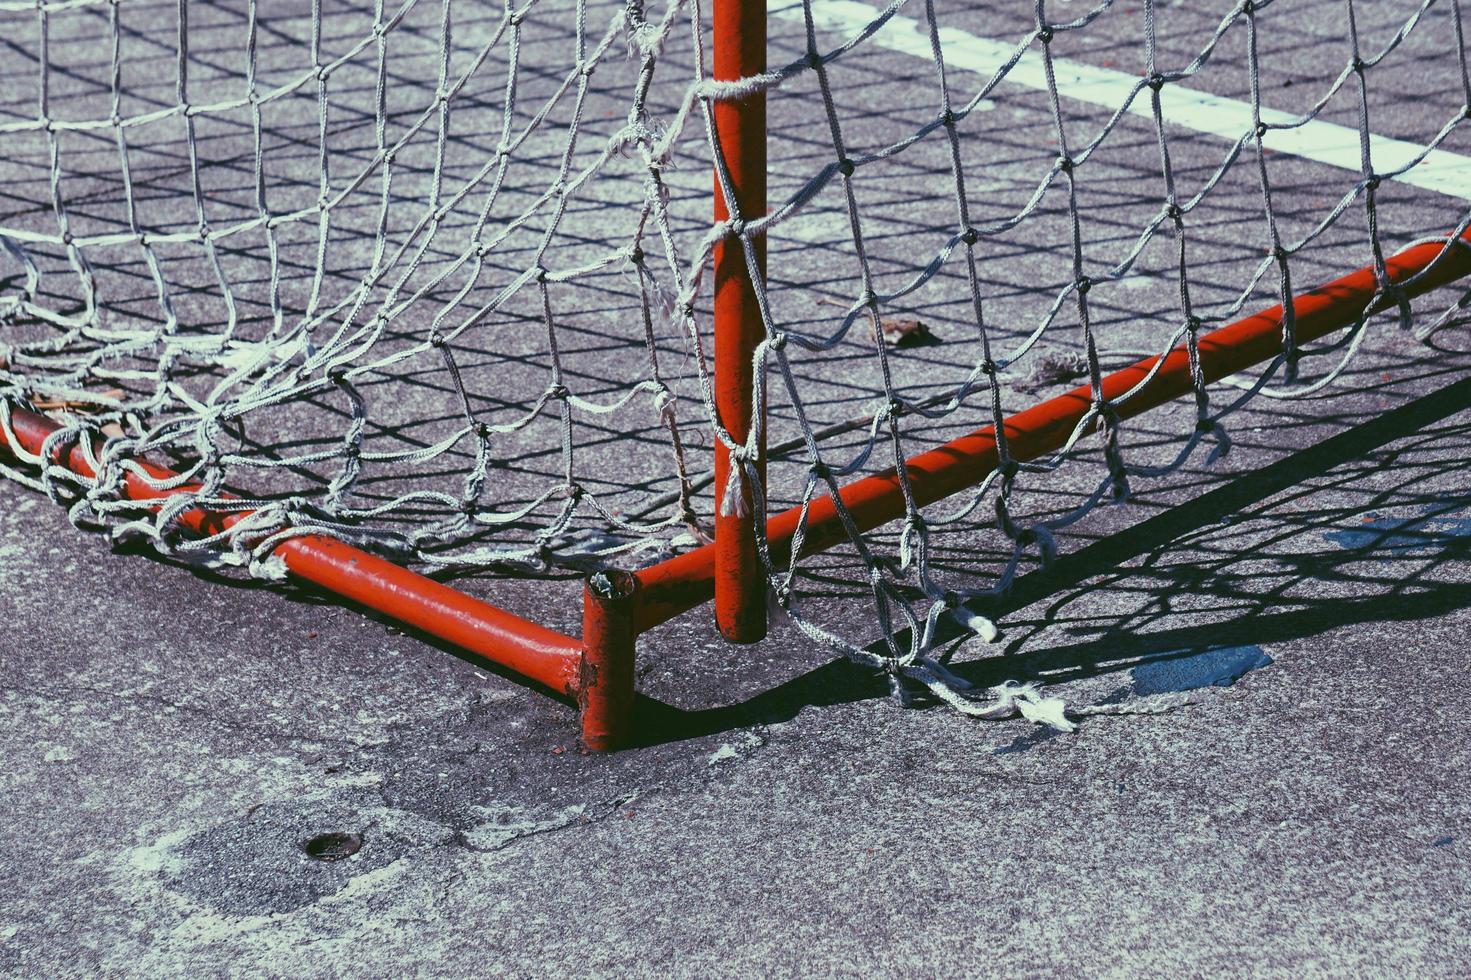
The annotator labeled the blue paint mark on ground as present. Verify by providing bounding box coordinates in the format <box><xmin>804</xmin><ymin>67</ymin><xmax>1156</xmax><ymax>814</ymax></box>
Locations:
<box><xmin>1323</xmin><ymin>508</ymin><xmax>1471</xmax><ymax>553</ymax></box>
<box><xmin>1432</xmin><ymin>835</ymin><xmax>1454</xmax><ymax>848</ymax></box>
<box><xmin>1132</xmin><ymin>646</ymin><xmax>1273</xmax><ymax>696</ymax></box>
<box><xmin>991</xmin><ymin>653</ymin><xmax>1271</xmax><ymax>757</ymax></box>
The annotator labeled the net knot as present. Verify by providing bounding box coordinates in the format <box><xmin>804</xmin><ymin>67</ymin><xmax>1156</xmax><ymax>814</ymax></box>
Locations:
<box><xmin>719</xmin><ymin>446</ymin><xmax>750</xmax><ymax>517</ymax></box>
<box><xmin>898</xmin><ymin>514</ymin><xmax>925</xmax><ymax>568</ymax></box>
<box><xmin>1037</xmin><ymin>26</ymin><xmax>1054</xmax><ymax>44</ymax></box>
<box><xmin>837</xmin><ymin>158</ymin><xmax>856</xmax><ymax>177</ymax></box>
<box><xmin>1147</xmin><ymin>72</ymin><xmax>1166</xmax><ymax>91</ymax></box>
<box><xmin>652</xmin><ymin>385</ymin><xmax>676</xmax><ymax>422</ymax></box>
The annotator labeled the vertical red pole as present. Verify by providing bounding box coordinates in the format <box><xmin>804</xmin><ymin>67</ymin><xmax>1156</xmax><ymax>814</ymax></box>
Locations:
<box><xmin>712</xmin><ymin>0</ymin><xmax>768</xmax><ymax>643</ymax></box>
<box><xmin>580</xmin><ymin>570</ymin><xmax>638</xmax><ymax>751</ymax></box>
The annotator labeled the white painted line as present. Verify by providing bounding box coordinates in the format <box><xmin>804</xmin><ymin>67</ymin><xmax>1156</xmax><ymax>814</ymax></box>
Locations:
<box><xmin>776</xmin><ymin>0</ymin><xmax>1471</xmax><ymax>201</ymax></box>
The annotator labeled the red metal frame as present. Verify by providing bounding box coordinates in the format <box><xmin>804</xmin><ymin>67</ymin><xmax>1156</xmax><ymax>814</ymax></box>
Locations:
<box><xmin>636</xmin><ymin>229</ymin><xmax>1471</xmax><ymax>632</ymax></box>
<box><xmin>0</xmin><ymin>405</ymin><xmax>589</xmax><ymax>723</ymax></box>
<box><xmin>5</xmin><ymin>230</ymin><xmax>1467</xmax><ymax>749</ymax></box>
<box><xmin>712</xmin><ymin>0</ymin><xmax>769</xmax><ymax>644</ymax></box>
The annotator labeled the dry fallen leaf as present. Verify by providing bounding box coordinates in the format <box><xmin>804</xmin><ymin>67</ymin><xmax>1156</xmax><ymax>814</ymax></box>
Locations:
<box><xmin>1015</xmin><ymin>349</ymin><xmax>1090</xmax><ymax>393</ymax></box>
<box><xmin>877</xmin><ymin>316</ymin><xmax>940</xmax><ymax>349</ymax></box>
<box><xmin>815</xmin><ymin>297</ymin><xmax>943</xmax><ymax>349</ymax></box>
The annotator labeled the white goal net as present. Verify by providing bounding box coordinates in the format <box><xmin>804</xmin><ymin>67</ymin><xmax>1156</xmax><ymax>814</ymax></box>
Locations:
<box><xmin>2</xmin><ymin>0</ymin><xmax>1469</xmax><ymax>706</ymax></box>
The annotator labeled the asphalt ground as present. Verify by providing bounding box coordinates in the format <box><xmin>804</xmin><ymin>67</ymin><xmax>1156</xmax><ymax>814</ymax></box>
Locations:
<box><xmin>2</xmin><ymin>0</ymin><xmax>1470</xmax><ymax>974</ymax></box>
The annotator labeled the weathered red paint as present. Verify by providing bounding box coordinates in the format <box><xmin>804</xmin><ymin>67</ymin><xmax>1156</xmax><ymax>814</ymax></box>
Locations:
<box><xmin>634</xmin><ymin>230</ymin><xmax>1471</xmax><ymax>633</ymax></box>
<box><xmin>579</xmin><ymin>570</ymin><xmax>639</xmax><ymax>752</ymax></box>
<box><xmin>0</xmin><ymin>406</ymin><xmax>584</xmax><ymax>697</ymax></box>
<box><xmin>711</xmin><ymin>0</ymin><xmax>768</xmax><ymax>644</ymax></box>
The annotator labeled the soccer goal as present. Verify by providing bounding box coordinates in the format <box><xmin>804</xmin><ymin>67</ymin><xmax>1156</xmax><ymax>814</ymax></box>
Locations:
<box><xmin>2</xmin><ymin>0</ymin><xmax>1469</xmax><ymax>748</ymax></box>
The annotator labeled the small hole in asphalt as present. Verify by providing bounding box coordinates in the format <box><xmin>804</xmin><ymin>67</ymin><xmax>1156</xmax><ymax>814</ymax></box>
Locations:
<box><xmin>302</xmin><ymin>832</ymin><xmax>362</xmax><ymax>862</ymax></box>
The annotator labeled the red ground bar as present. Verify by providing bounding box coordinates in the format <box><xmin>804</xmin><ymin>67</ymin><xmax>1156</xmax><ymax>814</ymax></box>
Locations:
<box><xmin>633</xmin><ymin>230</ymin><xmax>1471</xmax><ymax>633</ymax></box>
<box><xmin>0</xmin><ymin>407</ymin><xmax>585</xmax><ymax>697</ymax></box>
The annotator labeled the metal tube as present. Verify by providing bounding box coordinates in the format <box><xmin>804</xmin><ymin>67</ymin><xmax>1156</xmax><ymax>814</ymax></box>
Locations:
<box><xmin>634</xmin><ymin>231</ymin><xmax>1471</xmax><ymax>632</ymax></box>
<box><xmin>711</xmin><ymin>0</ymin><xmax>768</xmax><ymax>643</ymax></box>
<box><xmin>0</xmin><ymin>406</ymin><xmax>585</xmax><ymax>696</ymax></box>
<box><xmin>580</xmin><ymin>569</ymin><xmax>639</xmax><ymax>751</ymax></box>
